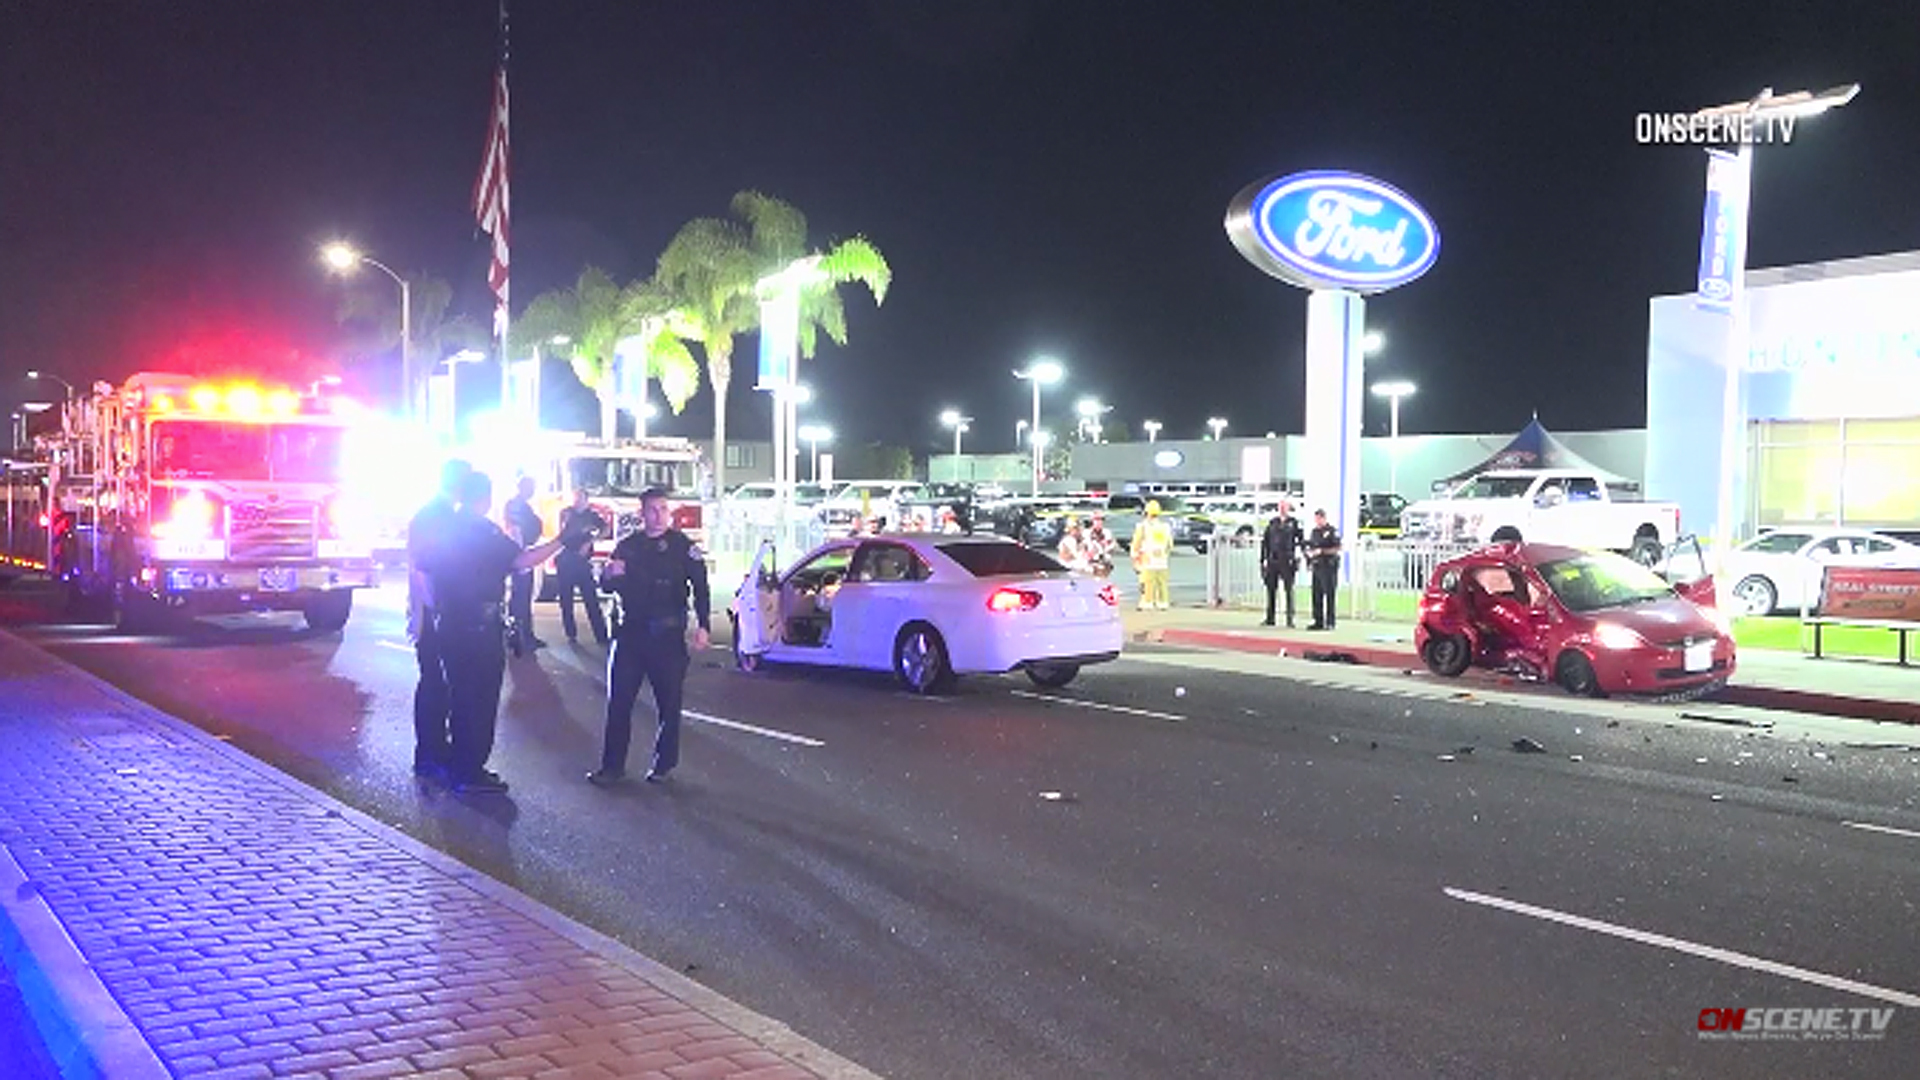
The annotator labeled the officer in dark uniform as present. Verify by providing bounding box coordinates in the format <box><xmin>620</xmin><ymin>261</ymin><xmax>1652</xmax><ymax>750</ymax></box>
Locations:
<box><xmin>555</xmin><ymin>488</ymin><xmax>609</xmax><ymax>645</ymax></box>
<box><xmin>423</xmin><ymin>470</ymin><xmax>572</xmax><ymax>794</ymax></box>
<box><xmin>1259</xmin><ymin>501</ymin><xmax>1305</xmax><ymax>628</ymax></box>
<box><xmin>589</xmin><ymin>487</ymin><xmax>710</xmax><ymax>785</ymax></box>
<box><xmin>1306</xmin><ymin>508</ymin><xmax>1342</xmax><ymax>631</ymax></box>
<box><xmin>407</xmin><ymin>459</ymin><xmax>473</xmax><ymax>780</ymax></box>
<box><xmin>502</xmin><ymin>475</ymin><xmax>546</xmax><ymax>654</ymax></box>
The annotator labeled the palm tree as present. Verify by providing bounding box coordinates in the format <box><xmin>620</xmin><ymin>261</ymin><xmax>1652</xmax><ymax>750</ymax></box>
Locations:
<box><xmin>654</xmin><ymin>191</ymin><xmax>890</xmax><ymax>493</ymax></box>
<box><xmin>510</xmin><ymin>270</ymin><xmax>697</xmax><ymax>443</ymax></box>
<box><xmin>334</xmin><ymin>274</ymin><xmax>485</xmax><ymax>407</ymax></box>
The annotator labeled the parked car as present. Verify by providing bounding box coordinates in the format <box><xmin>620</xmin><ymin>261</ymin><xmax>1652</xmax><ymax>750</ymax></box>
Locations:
<box><xmin>721</xmin><ymin>481</ymin><xmax>832</xmax><ymax>526</ymax></box>
<box><xmin>1399</xmin><ymin>469</ymin><xmax>1680</xmax><ymax>564</ymax></box>
<box><xmin>815</xmin><ymin>480</ymin><xmax>925</xmax><ymax>535</ymax></box>
<box><xmin>729</xmin><ymin>534</ymin><xmax>1123</xmax><ymax>693</ymax></box>
<box><xmin>1359</xmin><ymin>492</ymin><xmax>1408</xmax><ymax>536</ymax></box>
<box><xmin>1720</xmin><ymin>526</ymin><xmax>1920</xmax><ymax>615</ymax></box>
<box><xmin>1414</xmin><ymin>541</ymin><xmax>1734</xmax><ymax>698</ymax></box>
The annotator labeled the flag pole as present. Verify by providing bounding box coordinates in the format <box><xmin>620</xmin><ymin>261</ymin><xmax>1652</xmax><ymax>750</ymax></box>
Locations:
<box><xmin>495</xmin><ymin>0</ymin><xmax>512</xmax><ymax>423</ymax></box>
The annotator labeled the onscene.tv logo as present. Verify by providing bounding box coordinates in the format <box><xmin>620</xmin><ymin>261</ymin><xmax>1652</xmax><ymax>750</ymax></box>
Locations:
<box><xmin>1698</xmin><ymin>1007</ymin><xmax>1896</xmax><ymax>1042</ymax></box>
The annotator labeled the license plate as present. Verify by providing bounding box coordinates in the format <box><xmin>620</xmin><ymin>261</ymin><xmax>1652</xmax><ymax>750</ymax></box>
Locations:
<box><xmin>1684</xmin><ymin>641</ymin><xmax>1713</xmax><ymax>672</ymax></box>
<box><xmin>260</xmin><ymin>567</ymin><xmax>298</xmax><ymax>592</ymax></box>
<box><xmin>1061</xmin><ymin>597</ymin><xmax>1089</xmax><ymax>617</ymax></box>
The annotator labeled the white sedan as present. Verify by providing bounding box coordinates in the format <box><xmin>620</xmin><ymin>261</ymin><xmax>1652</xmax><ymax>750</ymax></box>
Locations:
<box><xmin>1722</xmin><ymin>526</ymin><xmax>1920</xmax><ymax>614</ymax></box>
<box><xmin>729</xmin><ymin>534</ymin><xmax>1124</xmax><ymax>693</ymax></box>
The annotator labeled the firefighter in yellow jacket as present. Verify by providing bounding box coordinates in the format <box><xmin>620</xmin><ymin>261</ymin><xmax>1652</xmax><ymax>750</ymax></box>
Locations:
<box><xmin>1131</xmin><ymin>501</ymin><xmax>1174</xmax><ymax>611</ymax></box>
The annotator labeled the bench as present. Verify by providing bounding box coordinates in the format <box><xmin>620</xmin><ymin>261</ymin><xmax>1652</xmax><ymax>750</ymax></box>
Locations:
<box><xmin>1803</xmin><ymin>618</ymin><xmax>1917</xmax><ymax>666</ymax></box>
<box><xmin>1801</xmin><ymin>565</ymin><xmax>1920</xmax><ymax>666</ymax></box>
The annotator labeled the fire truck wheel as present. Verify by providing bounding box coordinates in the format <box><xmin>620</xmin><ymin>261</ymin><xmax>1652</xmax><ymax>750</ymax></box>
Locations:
<box><xmin>303</xmin><ymin>592</ymin><xmax>354</xmax><ymax>633</ymax></box>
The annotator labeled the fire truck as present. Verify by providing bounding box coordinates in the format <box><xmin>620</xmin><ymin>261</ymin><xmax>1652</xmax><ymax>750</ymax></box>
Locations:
<box><xmin>464</xmin><ymin>432</ymin><xmax>710</xmax><ymax>599</ymax></box>
<box><xmin>3</xmin><ymin>372</ymin><xmax>380</xmax><ymax>631</ymax></box>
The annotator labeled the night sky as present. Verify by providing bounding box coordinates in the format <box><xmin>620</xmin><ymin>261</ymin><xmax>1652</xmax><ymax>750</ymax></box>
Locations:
<box><xmin>4</xmin><ymin>1</ymin><xmax>1918</xmax><ymax>455</ymax></box>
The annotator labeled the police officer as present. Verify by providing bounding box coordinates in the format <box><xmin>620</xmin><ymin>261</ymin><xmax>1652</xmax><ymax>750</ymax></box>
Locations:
<box><xmin>1306</xmin><ymin>508</ymin><xmax>1342</xmax><ymax>631</ymax></box>
<box><xmin>555</xmin><ymin>488</ymin><xmax>609</xmax><ymax>645</ymax></box>
<box><xmin>407</xmin><ymin>459</ymin><xmax>473</xmax><ymax>781</ymax></box>
<box><xmin>589</xmin><ymin>487</ymin><xmax>711</xmax><ymax>786</ymax></box>
<box><xmin>502</xmin><ymin>474</ymin><xmax>546</xmax><ymax>654</ymax></box>
<box><xmin>424</xmin><ymin>470</ymin><xmax>572</xmax><ymax>794</ymax></box>
<box><xmin>1260</xmin><ymin>500</ymin><xmax>1305</xmax><ymax>628</ymax></box>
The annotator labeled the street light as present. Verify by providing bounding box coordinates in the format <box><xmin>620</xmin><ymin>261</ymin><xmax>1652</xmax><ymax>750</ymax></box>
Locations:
<box><xmin>1685</xmin><ymin>83</ymin><xmax>1859</xmax><ymax>563</ymax></box>
<box><xmin>940</xmin><ymin>409</ymin><xmax>973</xmax><ymax>481</ymax></box>
<box><xmin>1143</xmin><ymin>419</ymin><xmax>1162</xmax><ymax>443</ymax></box>
<box><xmin>1362</xmin><ymin>331</ymin><xmax>1386</xmax><ymax>356</ymax></box>
<box><xmin>26</xmin><ymin>370</ymin><xmax>74</xmax><ymax>402</ymax></box>
<box><xmin>1370</xmin><ymin>380</ymin><xmax>1417</xmax><ymax>496</ymax></box>
<box><xmin>1013</xmin><ymin>357</ymin><xmax>1064</xmax><ymax>496</ymax></box>
<box><xmin>797</xmin><ymin>424</ymin><xmax>833</xmax><ymax>482</ymax></box>
<box><xmin>1207</xmin><ymin>417</ymin><xmax>1228</xmax><ymax>441</ymax></box>
<box><xmin>1075</xmin><ymin>397</ymin><xmax>1110</xmax><ymax>443</ymax></box>
<box><xmin>1015</xmin><ymin>419</ymin><xmax>1029</xmax><ymax>449</ymax></box>
<box><xmin>320</xmin><ymin>242</ymin><xmax>413</xmax><ymax>422</ymax></box>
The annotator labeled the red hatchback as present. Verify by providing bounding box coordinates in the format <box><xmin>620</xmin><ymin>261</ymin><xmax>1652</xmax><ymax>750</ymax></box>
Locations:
<box><xmin>1414</xmin><ymin>541</ymin><xmax>1736</xmax><ymax>698</ymax></box>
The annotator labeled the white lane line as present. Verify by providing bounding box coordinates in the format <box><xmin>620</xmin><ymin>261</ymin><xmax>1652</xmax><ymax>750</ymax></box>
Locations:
<box><xmin>1443</xmin><ymin>886</ymin><xmax>1920</xmax><ymax>1008</ymax></box>
<box><xmin>1844</xmin><ymin>821</ymin><xmax>1920</xmax><ymax>841</ymax></box>
<box><xmin>1008</xmin><ymin>690</ymin><xmax>1185</xmax><ymax>723</ymax></box>
<box><xmin>377</xmin><ymin>640</ymin><xmax>412</xmax><ymax>653</ymax></box>
<box><xmin>684</xmin><ymin>710</ymin><xmax>824</xmax><ymax>747</ymax></box>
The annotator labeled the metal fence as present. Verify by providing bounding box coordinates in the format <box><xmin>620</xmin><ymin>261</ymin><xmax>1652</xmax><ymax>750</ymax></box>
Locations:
<box><xmin>1203</xmin><ymin>535</ymin><xmax>1476</xmax><ymax>619</ymax></box>
<box><xmin>705</xmin><ymin>512</ymin><xmax>827</xmax><ymax>590</ymax></box>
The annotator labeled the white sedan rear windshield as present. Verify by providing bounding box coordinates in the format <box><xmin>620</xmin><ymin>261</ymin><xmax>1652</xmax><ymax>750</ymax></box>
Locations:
<box><xmin>940</xmin><ymin>542</ymin><xmax>1063</xmax><ymax>577</ymax></box>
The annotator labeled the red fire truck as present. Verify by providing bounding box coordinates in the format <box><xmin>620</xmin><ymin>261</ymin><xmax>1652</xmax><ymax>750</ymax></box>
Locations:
<box><xmin>2</xmin><ymin>372</ymin><xmax>379</xmax><ymax>631</ymax></box>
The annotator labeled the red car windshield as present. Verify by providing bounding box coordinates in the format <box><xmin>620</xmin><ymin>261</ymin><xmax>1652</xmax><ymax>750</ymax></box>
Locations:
<box><xmin>1538</xmin><ymin>553</ymin><xmax>1676</xmax><ymax>613</ymax></box>
<box><xmin>151</xmin><ymin>420</ymin><xmax>345</xmax><ymax>482</ymax></box>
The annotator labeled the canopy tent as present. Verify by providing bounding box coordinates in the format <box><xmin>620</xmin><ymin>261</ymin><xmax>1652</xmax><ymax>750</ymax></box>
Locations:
<box><xmin>1433</xmin><ymin>418</ymin><xmax>1634</xmax><ymax>491</ymax></box>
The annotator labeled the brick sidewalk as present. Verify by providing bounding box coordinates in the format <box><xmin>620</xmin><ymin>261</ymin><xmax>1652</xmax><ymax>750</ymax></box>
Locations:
<box><xmin>0</xmin><ymin>630</ymin><xmax>880</xmax><ymax>1080</ymax></box>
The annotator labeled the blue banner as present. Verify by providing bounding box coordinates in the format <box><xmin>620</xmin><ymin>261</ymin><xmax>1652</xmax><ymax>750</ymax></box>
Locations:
<box><xmin>757</xmin><ymin>290</ymin><xmax>798</xmax><ymax>390</ymax></box>
<box><xmin>1696</xmin><ymin>149</ymin><xmax>1750</xmax><ymax>312</ymax></box>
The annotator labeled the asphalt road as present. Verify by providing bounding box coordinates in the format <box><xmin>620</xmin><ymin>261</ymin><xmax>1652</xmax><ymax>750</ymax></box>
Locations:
<box><xmin>6</xmin><ymin>576</ymin><xmax>1920</xmax><ymax>1079</ymax></box>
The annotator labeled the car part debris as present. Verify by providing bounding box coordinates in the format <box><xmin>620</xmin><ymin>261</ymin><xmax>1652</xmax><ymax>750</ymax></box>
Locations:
<box><xmin>1512</xmin><ymin>737</ymin><xmax>1548</xmax><ymax>754</ymax></box>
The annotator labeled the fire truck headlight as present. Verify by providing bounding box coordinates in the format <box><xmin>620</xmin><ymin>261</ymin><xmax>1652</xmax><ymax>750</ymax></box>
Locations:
<box><xmin>157</xmin><ymin>491</ymin><xmax>220</xmax><ymax>541</ymax></box>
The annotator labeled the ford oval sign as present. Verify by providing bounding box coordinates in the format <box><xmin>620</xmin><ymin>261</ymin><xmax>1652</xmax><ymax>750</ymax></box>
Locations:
<box><xmin>1153</xmin><ymin>449</ymin><xmax>1184</xmax><ymax>469</ymax></box>
<box><xmin>1226</xmin><ymin>171</ymin><xmax>1439</xmax><ymax>293</ymax></box>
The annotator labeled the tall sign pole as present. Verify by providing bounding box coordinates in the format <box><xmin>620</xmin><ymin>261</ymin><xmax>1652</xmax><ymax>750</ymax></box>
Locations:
<box><xmin>1226</xmin><ymin>170</ymin><xmax>1439</xmax><ymax>582</ymax></box>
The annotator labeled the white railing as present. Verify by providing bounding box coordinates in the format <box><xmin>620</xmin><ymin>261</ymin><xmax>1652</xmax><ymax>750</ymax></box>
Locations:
<box><xmin>1204</xmin><ymin>534</ymin><xmax>1477</xmax><ymax>620</ymax></box>
<box><xmin>705</xmin><ymin>512</ymin><xmax>826</xmax><ymax>589</ymax></box>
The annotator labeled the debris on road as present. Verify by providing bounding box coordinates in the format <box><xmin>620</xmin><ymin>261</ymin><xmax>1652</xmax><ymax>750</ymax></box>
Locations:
<box><xmin>1512</xmin><ymin>737</ymin><xmax>1548</xmax><ymax>754</ymax></box>
<box><xmin>1303</xmin><ymin>650</ymin><xmax>1359</xmax><ymax>664</ymax></box>
<box><xmin>1568</xmin><ymin>754</ymin><xmax>1585</xmax><ymax>762</ymax></box>
<box><xmin>1456</xmin><ymin>746</ymin><xmax>1476</xmax><ymax>756</ymax></box>
<box><xmin>1369</xmin><ymin>741</ymin><xmax>1379</xmax><ymax>750</ymax></box>
<box><xmin>1437</xmin><ymin>754</ymin><xmax>1457</xmax><ymax>762</ymax></box>
<box><xmin>1710</xmin><ymin>793</ymin><xmax>1724</xmax><ymax>802</ymax></box>
<box><xmin>1677</xmin><ymin>712</ymin><xmax>1773</xmax><ymax>730</ymax></box>
<box><xmin>1038</xmin><ymin>791</ymin><xmax>1079</xmax><ymax>803</ymax></box>
<box><xmin>1606</xmin><ymin>720</ymin><xmax>1620</xmax><ymax>728</ymax></box>
<box><xmin>1174</xmin><ymin>686</ymin><xmax>1187</xmax><ymax>697</ymax></box>
<box><xmin>1782</xmin><ymin>775</ymin><xmax>1801</xmax><ymax>783</ymax></box>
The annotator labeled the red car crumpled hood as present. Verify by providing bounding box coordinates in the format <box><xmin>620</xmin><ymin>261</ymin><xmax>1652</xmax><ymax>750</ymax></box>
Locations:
<box><xmin>1584</xmin><ymin>595</ymin><xmax>1718</xmax><ymax>642</ymax></box>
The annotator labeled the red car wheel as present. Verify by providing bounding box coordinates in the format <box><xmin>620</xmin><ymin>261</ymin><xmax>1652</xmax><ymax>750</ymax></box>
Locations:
<box><xmin>1555</xmin><ymin>650</ymin><xmax>1604</xmax><ymax>698</ymax></box>
<box><xmin>1423</xmin><ymin>632</ymin><xmax>1472</xmax><ymax>677</ymax></box>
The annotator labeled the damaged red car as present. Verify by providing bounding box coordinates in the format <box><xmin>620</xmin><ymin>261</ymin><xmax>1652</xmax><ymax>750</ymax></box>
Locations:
<box><xmin>1414</xmin><ymin>541</ymin><xmax>1736</xmax><ymax>697</ymax></box>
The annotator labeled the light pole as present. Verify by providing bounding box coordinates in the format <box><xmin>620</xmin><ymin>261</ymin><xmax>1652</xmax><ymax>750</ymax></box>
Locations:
<box><xmin>1370</xmin><ymin>380</ymin><xmax>1416</xmax><ymax>496</ymax></box>
<box><xmin>798</xmin><ymin>424</ymin><xmax>832</xmax><ymax>482</ymax></box>
<box><xmin>321</xmin><ymin>243</ymin><xmax>412</xmax><ymax>422</ymax></box>
<box><xmin>26</xmin><ymin>370</ymin><xmax>75</xmax><ymax>404</ymax></box>
<box><xmin>1015</xmin><ymin>419</ymin><xmax>1029</xmax><ymax>450</ymax></box>
<box><xmin>1684</xmin><ymin>83</ymin><xmax>1858</xmax><ymax>564</ymax></box>
<box><xmin>1143</xmin><ymin>419</ymin><xmax>1161</xmax><ymax>443</ymax></box>
<box><xmin>939</xmin><ymin>409</ymin><xmax>973</xmax><ymax>481</ymax></box>
<box><xmin>1207</xmin><ymin>417</ymin><xmax>1228</xmax><ymax>441</ymax></box>
<box><xmin>1075</xmin><ymin>397</ymin><xmax>1110</xmax><ymax>443</ymax></box>
<box><xmin>1362</xmin><ymin>330</ymin><xmax>1386</xmax><ymax>356</ymax></box>
<box><xmin>1013</xmin><ymin>357</ymin><xmax>1064</xmax><ymax>496</ymax></box>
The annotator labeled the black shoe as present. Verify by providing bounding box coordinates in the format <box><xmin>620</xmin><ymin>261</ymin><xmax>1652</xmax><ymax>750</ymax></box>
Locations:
<box><xmin>643</xmin><ymin>769</ymin><xmax>672</xmax><ymax>784</ymax></box>
<box><xmin>412</xmin><ymin>761</ymin><xmax>447</xmax><ymax>782</ymax></box>
<box><xmin>452</xmin><ymin>770</ymin><xmax>509</xmax><ymax>794</ymax></box>
<box><xmin>1260</xmin><ymin>619</ymin><xmax>1275</xmax><ymax>627</ymax></box>
<box><xmin>565</xmin><ymin>633</ymin><xmax>579</xmax><ymax>643</ymax></box>
<box><xmin>1307</xmin><ymin>624</ymin><xmax>1326</xmax><ymax>631</ymax></box>
<box><xmin>586</xmin><ymin>768</ymin><xmax>625</xmax><ymax>787</ymax></box>
<box><xmin>530</xmin><ymin>638</ymin><xmax>549</xmax><ymax>649</ymax></box>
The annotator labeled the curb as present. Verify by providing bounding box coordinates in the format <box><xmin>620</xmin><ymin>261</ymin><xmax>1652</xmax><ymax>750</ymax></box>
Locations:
<box><xmin>0</xmin><ymin>628</ymin><xmax>884</xmax><ymax>1080</ymax></box>
<box><xmin>0</xmin><ymin>844</ymin><xmax>171</xmax><ymax>1080</ymax></box>
<box><xmin>1147</xmin><ymin>624</ymin><xmax>1920</xmax><ymax>725</ymax></box>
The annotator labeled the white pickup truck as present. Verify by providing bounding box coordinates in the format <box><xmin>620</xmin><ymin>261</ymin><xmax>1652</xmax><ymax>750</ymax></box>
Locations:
<box><xmin>1398</xmin><ymin>468</ymin><xmax>1681</xmax><ymax>564</ymax></box>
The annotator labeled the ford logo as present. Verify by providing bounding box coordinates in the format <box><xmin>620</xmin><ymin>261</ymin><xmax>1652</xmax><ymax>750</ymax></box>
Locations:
<box><xmin>1697</xmin><ymin>276</ymin><xmax>1732</xmax><ymax>301</ymax></box>
<box><xmin>1153</xmin><ymin>449</ymin><xmax>1184</xmax><ymax>469</ymax></box>
<box><xmin>1226</xmin><ymin>171</ymin><xmax>1439</xmax><ymax>294</ymax></box>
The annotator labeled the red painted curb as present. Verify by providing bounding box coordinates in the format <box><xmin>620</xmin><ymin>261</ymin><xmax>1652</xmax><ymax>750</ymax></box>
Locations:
<box><xmin>1154</xmin><ymin>626</ymin><xmax>1920</xmax><ymax>725</ymax></box>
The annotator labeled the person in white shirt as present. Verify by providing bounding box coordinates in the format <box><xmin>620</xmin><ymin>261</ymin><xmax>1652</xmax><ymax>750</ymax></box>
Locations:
<box><xmin>1057</xmin><ymin>518</ymin><xmax>1091</xmax><ymax>574</ymax></box>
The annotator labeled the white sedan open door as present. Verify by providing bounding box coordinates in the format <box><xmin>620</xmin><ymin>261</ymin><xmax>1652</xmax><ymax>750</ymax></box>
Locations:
<box><xmin>733</xmin><ymin>540</ymin><xmax>782</xmax><ymax>659</ymax></box>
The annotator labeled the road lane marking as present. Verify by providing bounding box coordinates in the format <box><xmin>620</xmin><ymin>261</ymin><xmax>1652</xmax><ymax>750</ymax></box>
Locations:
<box><xmin>378</xmin><ymin>641</ymin><xmax>412</xmax><ymax>653</ymax></box>
<box><xmin>684</xmin><ymin>710</ymin><xmax>824</xmax><ymax>747</ymax></box>
<box><xmin>1844</xmin><ymin>821</ymin><xmax>1920</xmax><ymax>841</ymax></box>
<box><xmin>1443</xmin><ymin>886</ymin><xmax>1920</xmax><ymax>1008</ymax></box>
<box><xmin>1008</xmin><ymin>690</ymin><xmax>1185</xmax><ymax>722</ymax></box>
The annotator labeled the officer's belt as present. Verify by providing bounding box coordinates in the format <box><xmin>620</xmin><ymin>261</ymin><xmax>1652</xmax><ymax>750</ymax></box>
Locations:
<box><xmin>431</xmin><ymin>603</ymin><xmax>504</xmax><ymax>633</ymax></box>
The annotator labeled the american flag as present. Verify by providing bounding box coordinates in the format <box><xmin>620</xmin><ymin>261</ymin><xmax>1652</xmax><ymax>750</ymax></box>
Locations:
<box><xmin>472</xmin><ymin>3</ymin><xmax>510</xmax><ymax>337</ymax></box>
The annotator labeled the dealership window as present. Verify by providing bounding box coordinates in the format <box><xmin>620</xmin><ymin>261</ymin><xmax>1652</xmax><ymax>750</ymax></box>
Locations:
<box><xmin>725</xmin><ymin>444</ymin><xmax>757</xmax><ymax>469</ymax></box>
<box><xmin>1751</xmin><ymin>417</ymin><xmax>1920</xmax><ymax>528</ymax></box>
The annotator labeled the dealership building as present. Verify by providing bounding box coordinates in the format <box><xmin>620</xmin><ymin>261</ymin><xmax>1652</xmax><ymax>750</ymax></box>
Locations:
<box><xmin>1647</xmin><ymin>250</ymin><xmax>1920</xmax><ymax>541</ymax></box>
